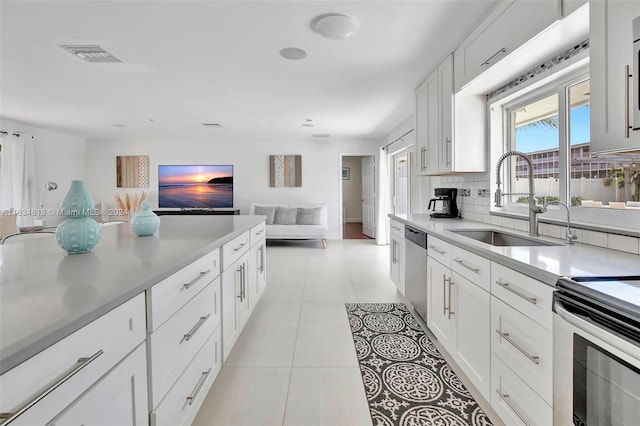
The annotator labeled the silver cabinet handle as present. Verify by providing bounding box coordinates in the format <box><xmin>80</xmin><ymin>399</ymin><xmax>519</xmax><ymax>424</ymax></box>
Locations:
<box><xmin>421</xmin><ymin>146</ymin><xmax>427</xmax><ymax>170</ymax></box>
<box><xmin>625</xmin><ymin>65</ymin><xmax>631</xmax><ymax>138</ymax></box>
<box><xmin>495</xmin><ymin>280</ymin><xmax>538</xmax><ymax>304</ymax></box>
<box><xmin>495</xmin><ymin>329</ymin><xmax>539</xmax><ymax>365</ymax></box>
<box><xmin>241</xmin><ymin>263</ymin><xmax>246</xmax><ymax>299</ymax></box>
<box><xmin>447</xmin><ymin>277</ymin><xmax>455</xmax><ymax>319</ymax></box>
<box><xmin>236</xmin><ymin>264</ymin><xmax>246</xmax><ymax>301</ymax></box>
<box><xmin>186</xmin><ymin>368</ymin><xmax>212</xmax><ymax>405</ymax></box>
<box><xmin>255</xmin><ymin>229</ymin><xmax>264</xmax><ymax>235</ymax></box>
<box><xmin>183</xmin><ymin>314</ymin><xmax>211</xmax><ymax>342</ymax></box>
<box><xmin>0</xmin><ymin>350</ymin><xmax>103</xmax><ymax>425</ymax></box>
<box><xmin>183</xmin><ymin>270</ymin><xmax>211</xmax><ymax>290</ymax></box>
<box><xmin>445</xmin><ymin>137</ymin><xmax>452</xmax><ymax>167</ymax></box>
<box><xmin>495</xmin><ymin>390</ymin><xmax>530</xmax><ymax>426</ymax></box>
<box><xmin>481</xmin><ymin>47</ymin><xmax>507</xmax><ymax>66</ymax></box>
<box><xmin>443</xmin><ymin>274</ymin><xmax>449</xmax><ymax>315</ymax></box>
<box><xmin>392</xmin><ymin>240</ymin><xmax>397</xmax><ymax>264</ymax></box>
<box><xmin>428</xmin><ymin>245</ymin><xmax>446</xmax><ymax>255</ymax></box>
<box><xmin>258</xmin><ymin>246</ymin><xmax>265</xmax><ymax>273</ymax></box>
<box><xmin>453</xmin><ymin>258</ymin><xmax>480</xmax><ymax>274</ymax></box>
<box><xmin>233</xmin><ymin>242</ymin><xmax>247</xmax><ymax>252</ymax></box>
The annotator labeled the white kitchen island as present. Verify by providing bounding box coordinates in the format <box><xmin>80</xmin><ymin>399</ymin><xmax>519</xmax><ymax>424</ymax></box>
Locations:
<box><xmin>0</xmin><ymin>215</ymin><xmax>266</xmax><ymax>425</ymax></box>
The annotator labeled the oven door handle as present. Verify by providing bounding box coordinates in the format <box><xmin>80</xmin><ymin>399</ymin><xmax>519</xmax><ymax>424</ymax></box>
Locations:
<box><xmin>554</xmin><ymin>300</ymin><xmax>640</xmax><ymax>364</ymax></box>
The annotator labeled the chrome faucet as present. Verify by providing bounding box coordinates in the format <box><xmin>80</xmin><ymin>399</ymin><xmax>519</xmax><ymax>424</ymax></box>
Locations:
<box><xmin>494</xmin><ymin>151</ymin><xmax>545</xmax><ymax>237</ymax></box>
<box><xmin>542</xmin><ymin>201</ymin><xmax>578</xmax><ymax>244</ymax></box>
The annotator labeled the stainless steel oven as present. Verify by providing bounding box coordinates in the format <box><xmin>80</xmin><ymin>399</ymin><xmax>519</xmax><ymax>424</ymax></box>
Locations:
<box><xmin>553</xmin><ymin>276</ymin><xmax>640</xmax><ymax>425</ymax></box>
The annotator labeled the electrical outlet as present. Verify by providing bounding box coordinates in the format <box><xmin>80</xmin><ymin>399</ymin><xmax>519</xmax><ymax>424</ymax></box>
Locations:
<box><xmin>478</xmin><ymin>189</ymin><xmax>490</xmax><ymax>198</ymax></box>
<box><xmin>460</xmin><ymin>189</ymin><xmax>471</xmax><ymax>197</ymax></box>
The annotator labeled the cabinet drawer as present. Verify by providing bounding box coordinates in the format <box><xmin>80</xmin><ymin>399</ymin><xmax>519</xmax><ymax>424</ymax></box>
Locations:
<box><xmin>49</xmin><ymin>343</ymin><xmax>148</xmax><ymax>426</ymax></box>
<box><xmin>0</xmin><ymin>294</ymin><xmax>145</xmax><ymax>425</ymax></box>
<box><xmin>491</xmin><ymin>262</ymin><xmax>553</xmax><ymax>330</ymax></box>
<box><xmin>491</xmin><ymin>353</ymin><xmax>552</xmax><ymax>426</ymax></box>
<box><xmin>426</xmin><ymin>235</ymin><xmax>451</xmax><ymax>267</ymax></box>
<box><xmin>451</xmin><ymin>246</ymin><xmax>490</xmax><ymax>291</ymax></box>
<box><xmin>222</xmin><ymin>231</ymin><xmax>250</xmax><ymax>270</ymax></box>
<box><xmin>491</xmin><ymin>297</ymin><xmax>552</xmax><ymax>404</ymax></box>
<box><xmin>249</xmin><ymin>222</ymin><xmax>266</xmax><ymax>246</ymax></box>
<box><xmin>151</xmin><ymin>326</ymin><xmax>222</xmax><ymax>426</ymax></box>
<box><xmin>147</xmin><ymin>249</ymin><xmax>219</xmax><ymax>332</ymax></box>
<box><xmin>148</xmin><ymin>279</ymin><xmax>220</xmax><ymax>409</ymax></box>
<box><xmin>390</xmin><ymin>219</ymin><xmax>404</xmax><ymax>238</ymax></box>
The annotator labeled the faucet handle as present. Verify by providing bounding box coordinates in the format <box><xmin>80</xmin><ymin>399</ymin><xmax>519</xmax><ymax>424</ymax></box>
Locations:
<box><xmin>566</xmin><ymin>229</ymin><xmax>578</xmax><ymax>244</ymax></box>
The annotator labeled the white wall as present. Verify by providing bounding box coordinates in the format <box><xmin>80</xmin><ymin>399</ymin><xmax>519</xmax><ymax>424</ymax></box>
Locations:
<box><xmin>85</xmin><ymin>134</ymin><xmax>380</xmax><ymax>239</ymax></box>
<box><xmin>341</xmin><ymin>156</ymin><xmax>363</xmax><ymax>222</ymax></box>
<box><xmin>0</xmin><ymin>118</ymin><xmax>86</xmax><ymax>225</ymax></box>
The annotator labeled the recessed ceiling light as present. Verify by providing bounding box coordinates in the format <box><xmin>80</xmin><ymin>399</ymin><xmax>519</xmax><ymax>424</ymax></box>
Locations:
<box><xmin>280</xmin><ymin>47</ymin><xmax>307</xmax><ymax>60</ymax></box>
<box><xmin>202</xmin><ymin>123</ymin><xmax>223</xmax><ymax>128</ymax></box>
<box><xmin>112</xmin><ymin>123</ymin><xmax>127</xmax><ymax>127</ymax></box>
<box><xmin>313</xmin><ymin>133</ymin><xmax>330</xmax><ymax>138</ymax></box>
<box><xmin>302</xmin><ymin>123</ymin><xmax>315</xmax><ymax>127</ymax></box>
<box><xmin>61</xmin><ymin>45</ymin><xmax>123</xmax><ymax>63</ymax></box>
<box><xmin>311</xmin><ymin>13</ymin><xmax>359</xmax><ymax>40</ymax></box>
<box><xmin>305</xmin><ymin>118</ymin><xmax>313</xmax><ymax>122</ymax></box>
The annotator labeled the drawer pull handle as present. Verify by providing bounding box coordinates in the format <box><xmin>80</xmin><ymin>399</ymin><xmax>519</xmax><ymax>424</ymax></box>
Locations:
<box><xmin>233</xmin><ymin>242</ymin><xmax>247</xmax><ymax>252</ymax></box>
<box><xmin>496</xmin><ymin>390</ymin><xmax>531</xmax><ymax>426</ymax></box>
<box><xmin>183</xmin><ymin>270</ymin><xmax>211</xmax><ymax>290</ymax></box>
<box><xmin>495</xmin><ymin>280</ymin><xmax>538</xmax><ymax>304</ymax></box>
<box><xmin>258</xmin><ymin>246</ymin><xmax>265</xmax><ymax>273</ymax></box>
<box><xmin>428</xmin><ymin>245</ymin><xmax>446</xmax><ymax>255</ymax></box>
<box><xmin>481</xmin><ymin>47</ymin><xmax>507</xmax><ymax>67</ymax></box>
<box><xmin>256</xmin><ymin>229</ymin><xmax>264</xmax><ymax>235</ymax></box>
<box><xmin>495</xmin><ymin>330</ymin><xmax>539</xmax><ymax>365</ymax></box>
<box><xmin>186</xmin><ymin>368</ymin><xmax>212</xmax><ymax>405</ymax></box>
<box><xmin>0</xmin><ymin>350</ymin><xmax>103</xmax><ymax>425</ymax></box>
<box><xmin>453</xmin><ymin>258</ymin><xmax>480</xmax><ymax>273</ymax></box>
<box><xmin>183</xmin><ymin>314</ymin><xmax>211</xmax><ymax>342</ymax></box>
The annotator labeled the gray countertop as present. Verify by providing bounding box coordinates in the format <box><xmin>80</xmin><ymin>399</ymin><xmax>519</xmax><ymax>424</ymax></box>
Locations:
<box><xmin>0</xmin><ymin>215</ymin><xmax>265</xmax><ymax>374</ymax></box>
<box><xmin>390</xmin><ymin>214</ymin><xmax>640</xmax><ymax>286</ymax></box>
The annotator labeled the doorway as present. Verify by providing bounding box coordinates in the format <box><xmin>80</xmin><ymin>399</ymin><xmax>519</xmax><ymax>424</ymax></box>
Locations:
<box><xmin>341</xmin><ymin>155</ymin><xmax>375</xmax><ymax>239</ymax></box>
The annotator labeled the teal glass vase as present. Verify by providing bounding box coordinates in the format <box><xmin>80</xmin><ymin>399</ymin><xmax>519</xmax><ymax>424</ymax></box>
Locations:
<box><xmin>55</xmin><ymin>180</ymin><xmax>102</xmax><ymax>254</ymax></box>
<box><xmin>130</xmin><ymin>200</ymin><xmax>160</xmax><ymax>236</ymax></box>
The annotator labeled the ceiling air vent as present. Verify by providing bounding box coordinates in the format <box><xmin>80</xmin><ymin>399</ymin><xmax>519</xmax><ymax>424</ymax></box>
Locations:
<box><xmin>60</xmin><ymin>45</ymin><xmax>123</xmax><ymax>63</ymax></box>
<box><xmin>202</xmin><ymin>123</ymin><xmax>223</xmax><ymax>128</ymax></box>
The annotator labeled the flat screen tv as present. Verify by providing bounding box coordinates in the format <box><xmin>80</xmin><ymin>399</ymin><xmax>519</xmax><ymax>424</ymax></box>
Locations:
<box><xmin>158</xmin><ymin>165</ymin><xmax>233</xmax><ymax>208</ymax></box>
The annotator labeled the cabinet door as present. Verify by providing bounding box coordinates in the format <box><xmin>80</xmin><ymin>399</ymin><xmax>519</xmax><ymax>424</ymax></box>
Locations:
<box><xmin>590</xmin><ymin>0</ymin><xmax>640</xmax><ymax>153</ymax></box>
<box><xmin>452</xmin><ymin>272</ymin><xmax>491</xmax><ymax>400</ymax></box>
<box><xmin>390</xmin><ymin>237</ymin><xmax>399</xmax><ymax>286</ymax></box>
<box><xmin>222</xmin><ymin>261</ymin><xmax>241</xmax><ymax>361</ymax></box>
<box><xmin>427</xmin><ymin>257</ymin><xmax>454</xmax><ymax>350</ymax></box>
<box><xmin>236</xmin><ymin>251</ymin><xmax>251</xmax><ymax>328</ymax></box>
<box><xmin>49</xmin><ymin>344</ymin><xmax>148</xmax><ymax>426</ymax></box>
<box><xmin>396</xmin><ymin>238</ymin><xmax>405</xmax><ymax>295</ymax></box>
<box><xmin>439</xmin><ymin>56</ymin><xmax>454</xmax><ymax>173</ymax></box>
<box><xmin>254</xmin><ymin>239</ymin><xmax>267</xmax><ymax>300</ymax></box>
<box><xmin>415</xmin><ymin>72</ymin><xmax>439</xmax><ymax>175</ymax></box>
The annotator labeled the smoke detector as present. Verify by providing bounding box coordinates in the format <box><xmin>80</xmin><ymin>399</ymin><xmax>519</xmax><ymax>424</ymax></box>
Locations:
<box><xmin>61</xmin><ymin>45</ymin><xmax>123</xmax><ymax>63</ymax></box>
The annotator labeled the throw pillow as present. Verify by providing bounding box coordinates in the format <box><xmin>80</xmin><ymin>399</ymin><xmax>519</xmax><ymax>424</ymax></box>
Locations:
<box><xmin>274</xmin><ymin>207</ymin><xmax>298</xmax><ymax>225</ymax></box>
<box><xmin>297</xmin><ymin>207</ymin><xmax>322</xmax><ymax>225</ymax></box>
<box><xmin>254</xmin><ymin>205</ymin><xmax>276</xmax><ymax>225</ymax></box>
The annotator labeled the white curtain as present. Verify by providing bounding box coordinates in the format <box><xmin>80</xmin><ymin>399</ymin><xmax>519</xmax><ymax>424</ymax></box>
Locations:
<box><xmin>375</xmin><ymin>146</ymin><xmax>389</xmax><ymax>245</ymax></box>
<box><xmin>0</xmin><ymin>133</ymin><xmax>37</xmax><ymax>227</ymax></box>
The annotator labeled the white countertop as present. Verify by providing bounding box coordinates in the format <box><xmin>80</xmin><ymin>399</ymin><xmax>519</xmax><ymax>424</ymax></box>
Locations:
<box><xmin>390</xmin><ymin>214</ymin><xmax>640</xmax><ymax>286</ymax></box>
<box><xmin>0</xmin><ymin>215</ymin><xmax>264</xmax><ymax>374</ymax></box>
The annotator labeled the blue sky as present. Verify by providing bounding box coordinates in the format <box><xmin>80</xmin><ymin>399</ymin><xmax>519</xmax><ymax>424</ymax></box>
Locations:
<box><xmin>515</xmin><ymin>105</ymin><xmax>590</xmax><ymax>152</ymax></box>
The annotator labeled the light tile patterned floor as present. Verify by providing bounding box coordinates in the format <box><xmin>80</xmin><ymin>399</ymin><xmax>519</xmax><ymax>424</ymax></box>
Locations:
<box><xmin>193</xmin><ymin>239</ymin><xmax>499</xmax><ymax>426</ymax></box>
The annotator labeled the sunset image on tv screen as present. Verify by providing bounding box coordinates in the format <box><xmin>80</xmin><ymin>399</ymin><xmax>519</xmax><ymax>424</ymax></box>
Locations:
<box><xmin>158</xmin><ymin>165</ymin><xmax>233</xmax><ymax>208</ymax></box>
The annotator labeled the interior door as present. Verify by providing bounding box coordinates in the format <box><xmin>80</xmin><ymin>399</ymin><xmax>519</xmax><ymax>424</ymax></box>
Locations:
<box><xmin>361</xmin><ymin>156</ymin><xmax>376</xmax><ymax>238</ymax></box>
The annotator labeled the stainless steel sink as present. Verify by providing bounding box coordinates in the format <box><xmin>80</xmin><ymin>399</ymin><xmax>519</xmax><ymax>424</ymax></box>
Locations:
<box><xmin>446</xmin><ymin>229</ymin><xmax>559</xmax><ymax>247</ymax></box>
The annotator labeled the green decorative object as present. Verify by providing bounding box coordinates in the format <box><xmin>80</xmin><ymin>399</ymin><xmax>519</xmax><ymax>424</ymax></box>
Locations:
<box><xmin>55</xmin><ymin>180</ymin><xmax>102</xmax><ymax>254</ymax></box>
<box><xmin>130</xmin><ymin>200</ymin><xmax>160</xmax><ymax>236</ymax></box>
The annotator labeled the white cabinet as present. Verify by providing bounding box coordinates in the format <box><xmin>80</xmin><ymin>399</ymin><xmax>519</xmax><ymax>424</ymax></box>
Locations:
<box><xmin>249</xmin><ymin>224</ymin><xmax>267</xmax><ymax>311</ymax></box>
<box><xmin>389</xmin><ymin>219</ymin><xmax>406</xmax><ymax>294</ymax></box>
<box><xmin>453</xmin><ymin>0</ymin><xmax>558</xmax><ymax>92</ymax></box>
<box><xmin>222</xmin><ymin>250</ymin><xmax>251</xmax><ymax>360</ymax></box>
<box><xmin>0</xmin><ymin>295</ymin><xmax>146</xmax><ymax>425</ymax></box>
<box><xmin>426</xmin><ymin>255</ymin><xmax>455</xmax><ymax>348</ymax></box>
<box><xmin>415</xmin><ymin>55</ymin><xmax>486</xmax><ymax>176</ymax></box>
<box><xmin>590</xmin><ymin>0</ymin><xmax>640</xmax><ymax>153</ymax></box>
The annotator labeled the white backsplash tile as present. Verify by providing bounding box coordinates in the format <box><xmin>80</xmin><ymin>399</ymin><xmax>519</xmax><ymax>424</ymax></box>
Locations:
<box><xmin>607</xmin><ymin>234</ymin><xmax>640</xmax><ymax>255</ymax></box>
<box><xmin>581</xmin><ymin>230</ymin><xmax>608</xmax><ymax>248</ymax></box>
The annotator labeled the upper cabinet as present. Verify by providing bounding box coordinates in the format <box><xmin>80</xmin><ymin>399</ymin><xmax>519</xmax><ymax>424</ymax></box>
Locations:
<box><xmin>453</xmin><ymin>0</ymin><xmax>560</xmax><ymax>93</ymax></box>
<box><xmin>415</xmin><ymin>55</ymin><xmax>486</xmax><ymax>176</ymax></box>
<box><xmin>590</xmin><ymin>0</ymin><xmax>640</xmax><ymax>153</ymax></box>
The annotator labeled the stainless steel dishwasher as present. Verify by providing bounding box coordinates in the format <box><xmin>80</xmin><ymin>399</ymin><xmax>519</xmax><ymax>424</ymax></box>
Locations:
<box><xmin>404</xmin><ymin>225</ymin><xmax>428</xmax><ymax>321</ymax></box>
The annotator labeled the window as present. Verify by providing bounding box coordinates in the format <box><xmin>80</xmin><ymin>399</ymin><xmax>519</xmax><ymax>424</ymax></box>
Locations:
<box><xmin>391</xmin><ymin>149</ymin><xmax>411</xmax><ymax>216</ymax></box>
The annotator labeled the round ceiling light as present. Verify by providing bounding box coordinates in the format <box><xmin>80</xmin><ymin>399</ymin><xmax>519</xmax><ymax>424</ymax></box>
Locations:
<box><xmin>280</xmin><ymin>47</ymin><xmax>307</xmax><ymax>60</ymax></box>
<box><xmin>311</xmin><ymin>13</ymin><xmax>359</xmax><ymax>40</ymax></box>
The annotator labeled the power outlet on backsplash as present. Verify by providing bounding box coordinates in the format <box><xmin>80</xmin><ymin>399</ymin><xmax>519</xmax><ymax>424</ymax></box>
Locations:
<box><xmin>460</xmin><ymin>189</ymin><xmax>471</xmax><ymax>197</ymax></box>
<box><xmin>478</xmin><ymin>189</ymin><xmax>490</xmax><ymax>198</ymax></box>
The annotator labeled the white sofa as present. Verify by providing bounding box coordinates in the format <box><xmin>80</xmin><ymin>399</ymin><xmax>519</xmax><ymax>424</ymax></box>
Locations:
<box><xmin>249</xmin><ymin>203</ymin><xmax>328</xmax><ymax>248</ymax></box>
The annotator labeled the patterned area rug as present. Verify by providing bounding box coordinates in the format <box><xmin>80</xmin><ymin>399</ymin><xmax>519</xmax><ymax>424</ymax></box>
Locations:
<box><xmin>345</xmin><ymin>303</ymin><xmax>493</xmax><ymax>426</ymax></box>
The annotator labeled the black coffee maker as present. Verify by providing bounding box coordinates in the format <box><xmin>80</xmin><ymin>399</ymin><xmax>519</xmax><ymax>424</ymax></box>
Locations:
<box><xmin>428</xmin><ymin>188</ymin><xmax>460</xmax><ymax>218</ymax></box>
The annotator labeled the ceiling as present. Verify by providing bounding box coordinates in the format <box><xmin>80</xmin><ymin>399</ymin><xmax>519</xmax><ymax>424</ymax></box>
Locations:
<box><xmin>0</xmin><ymin>1</ymin><xmax>498</xmax><ymax>141</ymax></box>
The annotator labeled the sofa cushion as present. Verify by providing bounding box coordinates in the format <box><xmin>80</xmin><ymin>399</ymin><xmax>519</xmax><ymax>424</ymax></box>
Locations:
<box><xmin>254</xmin><ymin>205</ymin><xmax>276</xmax><ymax>225</ymax></box>
<box><xmin>296</xmin><ymin>207</ymin><xmax>322</xmax><ymax>225</ymax></box>
<box><xmin>274</xmin><ymin>207</ymin><xmax>298</xmax><ymax>225</ymax></box>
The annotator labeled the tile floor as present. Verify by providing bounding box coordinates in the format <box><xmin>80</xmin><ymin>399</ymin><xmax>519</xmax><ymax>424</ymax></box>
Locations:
<box><xmin>193</xmin><ymin>239</ymin><xmax>498</xmax><ymax>426</ymax></box>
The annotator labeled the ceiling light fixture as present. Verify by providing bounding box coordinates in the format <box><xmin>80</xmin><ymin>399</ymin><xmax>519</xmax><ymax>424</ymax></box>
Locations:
<box><xmin>202</xmin><ymin>123</ymin><xmax>223</xmax><ymax>128</ymax></box>
<box><xmin>112</xmin><ymin>123</ymin><xmax>127</xmax><ymax>127</ymax></box>
<box><xmin>302</xmin><ymin>123</ymin><xmax>315</xmax><ymax>127</ymax></box>
<box><xmin>61</xmin><ymin>45</ymin><xmax>123</xmax><ymax>63</ymax></box>
<box><xmin>280</xmin><ymin>47</ymin><xmax>307</xmax><ymax>60</ymax></box>
<box><xmin>311</xmin><ymin>13</ymin><xmax>359</xmax><ymax>40</ymax></box>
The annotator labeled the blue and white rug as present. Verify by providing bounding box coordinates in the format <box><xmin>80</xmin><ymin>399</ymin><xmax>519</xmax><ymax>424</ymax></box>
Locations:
<box><xmin>345</xmin><ymin>303</ymin><xmax>493</xmax><ymax>426</ymax></box>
